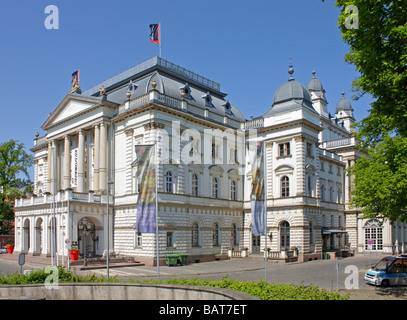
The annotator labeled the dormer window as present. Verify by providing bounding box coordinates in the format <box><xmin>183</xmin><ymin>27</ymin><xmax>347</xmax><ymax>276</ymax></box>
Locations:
<box><xmin>180</xmin><ymin>83</ymin><xmax>193</xmax><ymax>100</ymax></box>
<box><xmin>202</xmin><ymin>92</ymin><xmax>213</xmax><ymax>108</ymax></box>
<box><xmin>128</xmin><ymin>80</ymin><xmax>138</xmax><ymax>93</ymax></box>
<box><xmin>223</xmin><ymin>101</ymin><xmax>233</xmax><ymax>115</ymax></box>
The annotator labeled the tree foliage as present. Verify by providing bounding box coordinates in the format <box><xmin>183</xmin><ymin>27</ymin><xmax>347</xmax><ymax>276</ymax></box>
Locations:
<box><xmin>0</xmin><ymin>140</ymin><xmax>33</xmax><ymax>233</ymax></box>
<box><xmin>329</xmin><ymin>0</ymin><xmax>407</xmax><ymax>221</ymax></box>
<box><xmin>335</xmin><ymin>0</ymin><xmax>407</xmax><ymax>143</ymax></box>
<box><xmin>350</xmin><ymin>135</ymin><xmax>407</xmax><ymax>222</ymax></box>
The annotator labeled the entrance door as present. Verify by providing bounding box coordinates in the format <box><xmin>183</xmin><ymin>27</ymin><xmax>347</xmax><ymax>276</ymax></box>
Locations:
<box><xmin>252</xmin><ymin>235</ymin><xmax>260</xmax><ymax>254</ymax></box>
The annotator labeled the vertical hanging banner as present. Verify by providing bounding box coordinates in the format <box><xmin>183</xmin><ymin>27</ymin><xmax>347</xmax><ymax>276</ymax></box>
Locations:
<box><xmin>135</xmin><ymin>145</ymin><xmax>157</xmax><ymax>234</ymax></box>
<box><xmin>71</xmin><ymin>148</ymin><xmax>78</xmax><ymax>187</ymax></box>
<box><xmin>250</xmin><ymin>141</ymin><xmax>265</xmax><ymax>236</ymax></box>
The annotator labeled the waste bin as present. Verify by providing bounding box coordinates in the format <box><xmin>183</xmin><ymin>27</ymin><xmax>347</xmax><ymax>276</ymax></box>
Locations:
<box><xmin>165</xmin><ymin>254</ymin><xmax>179</xmax><ymax>266</ymax></box>
<box><xmin>178</xmin><ymin>253</ymin><xmax>188</xmax><ymax>265</ymax></box>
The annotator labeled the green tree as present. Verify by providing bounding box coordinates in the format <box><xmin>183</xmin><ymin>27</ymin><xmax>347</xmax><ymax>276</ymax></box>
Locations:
<box><xmin>0</xmin><ymin>140</ymin><xmax>33</xmax><ymax>233</ymax></box>
<box><xmin>350</xmin><ymin>135</ymin><xmax>407</xmax><ymax>222</ymax></box>
<box><xmin>329</xmin><ymin>0</ymin><xmax>407</xmax><ymax>221</ymax></box>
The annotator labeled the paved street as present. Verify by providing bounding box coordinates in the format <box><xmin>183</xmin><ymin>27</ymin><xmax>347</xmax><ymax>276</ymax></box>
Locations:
<box><xmin>82</xmin><ymin>254</ymin><xmax>376</xmax><ymax>290</ymax></box>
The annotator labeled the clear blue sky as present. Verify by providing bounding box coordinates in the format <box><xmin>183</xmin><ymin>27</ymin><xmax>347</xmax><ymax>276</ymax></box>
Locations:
<box><xmin>0</xmin><ymin>0</ymin><xmax>372</xmax><ymax>179</ymax></box>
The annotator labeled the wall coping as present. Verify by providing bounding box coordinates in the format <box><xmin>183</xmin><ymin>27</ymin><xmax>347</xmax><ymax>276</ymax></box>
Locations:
<box><xmin>0</xmin><ymin>282</ymin><xmax>259</xmax><ymax>300</ymax></box>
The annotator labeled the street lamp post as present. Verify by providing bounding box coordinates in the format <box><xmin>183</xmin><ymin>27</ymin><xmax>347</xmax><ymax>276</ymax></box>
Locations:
<box><xmin>107</xmin><ymin>181</ymin><xmax>114</xmax><ymax>279</ymax></box>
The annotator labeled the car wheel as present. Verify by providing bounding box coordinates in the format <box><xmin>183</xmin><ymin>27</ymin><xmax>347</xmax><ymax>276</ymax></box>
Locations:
<box><xmin>381</xmin><ymin>279</ymin><xmax>390</xmax><ymax>287</ymax></box>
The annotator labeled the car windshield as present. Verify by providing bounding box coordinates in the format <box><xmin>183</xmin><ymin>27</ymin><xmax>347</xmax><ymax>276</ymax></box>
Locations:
<box><xmin>373</xmin><ymin>258</ymin><xmax>394</xmax><ymax>271</ymax></box>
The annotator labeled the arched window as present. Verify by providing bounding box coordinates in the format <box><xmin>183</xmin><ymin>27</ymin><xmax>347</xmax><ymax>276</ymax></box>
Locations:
<box><xmin>165</xmin><ymin>171</ymin><xmax>173</xmax><ymax>193</ymax></box>
<box><xmin>320</xmin><ymin>184</ymin><xmax>325</xmax><ymax>201</ymax></box>
<box><xmin>365</xmin><ymin>219</ymin><xmax>383</xmax><ymax>251</ymax></box>
<box><xmin>192</xmin><ymin>222</ymin><xmax>200</xmax><ymax>247</ymax></box>
<box><xmin>329</xmin><ymin>186</ymin><xmax>334</xmax><ymax>202</ymax></box>
<box><xmin>280</xmin><ymin>221</ymin><xmax>290</xmax><ymax>249</ymax></box>
<box><xmin>281</xmin><ymin>176</ymin><xmax>289</xmax><ymax>198</ymax></box>
<box><xmin>192</xmin><ymin>173</ymin><xmax>199</xmax><ymax>196</ymax></box>
<box><xmin>212</xmin><ymin>177</ymin><xmax>219</xmax><ymax>198</ymax></box>
<box><xmin>213</xmin><ymin>223</ymin><xmax>220</xmax><ymax>246</ymax></box>
<box><xmin>230</xmin><ymin>180</ymin><xmax>237</xmax><ymax>200</ymax></box>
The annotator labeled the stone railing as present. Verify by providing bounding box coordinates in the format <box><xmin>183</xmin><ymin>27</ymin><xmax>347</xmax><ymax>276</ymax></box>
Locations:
<box><xmin>320</xmin><ymin>137</ymin><xmax>356</xmax><ymax>149</ymax></box>
<box><xmin>243</xmin><ymin>117</ymin><xmax>264</xmax><ymax>130</ymax></box>
<box><xmin>14</xmin><ymin>190</ymin><xmax>111</xmax><ymax>208</ymax></box>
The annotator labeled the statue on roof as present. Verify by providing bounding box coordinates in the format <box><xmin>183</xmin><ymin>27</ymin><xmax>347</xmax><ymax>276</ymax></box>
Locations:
<box><xmin>69</xmin><ymin>70</ymin><xmax>82</xmax><ymax>94</ymax></box>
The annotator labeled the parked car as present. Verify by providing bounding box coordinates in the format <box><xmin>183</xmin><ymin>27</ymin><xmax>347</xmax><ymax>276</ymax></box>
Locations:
<box><xmin>365</xmin><ymin>256</ymin><xmax>407</xmax><ymax>287</ymax></box>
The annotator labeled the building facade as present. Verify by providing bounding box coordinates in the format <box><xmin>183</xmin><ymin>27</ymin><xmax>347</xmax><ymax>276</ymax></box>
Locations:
<box><xmin>14</xmin><ymin>56</ymin><xmax>407</xmax><ymax>265</ymax></box>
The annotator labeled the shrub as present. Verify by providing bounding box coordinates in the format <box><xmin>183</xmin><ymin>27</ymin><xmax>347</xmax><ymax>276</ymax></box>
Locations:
<box><xmin>137</xmin><ymin>276</ymin><xmax>348</xmax><ymax>300</ymax></box>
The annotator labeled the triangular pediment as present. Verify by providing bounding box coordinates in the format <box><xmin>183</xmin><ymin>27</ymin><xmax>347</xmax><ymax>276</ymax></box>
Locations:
<box><xmin>41</xmin><ymin>94</ymin><xmax>118</xmax><ymax>130</ymax></box>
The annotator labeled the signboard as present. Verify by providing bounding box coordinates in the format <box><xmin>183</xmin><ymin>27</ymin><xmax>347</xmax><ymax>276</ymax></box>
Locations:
<box><xmin>367</xmin><ymin>239</ymin><xmax>373</xmax><ymax>250</ymax></box>
<box><xmin>18</xmin><ymin>253</ymin><xmax>25</xmax><ymax>266</ymax></box>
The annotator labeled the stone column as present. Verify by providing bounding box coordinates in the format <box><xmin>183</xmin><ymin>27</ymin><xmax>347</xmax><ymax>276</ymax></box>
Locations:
<box><xmin>77</xmin><ymin>129</ymin><xmax>85</xmax><ymax>193</ymax></box>
<box><xmin>99</xmin><ymin>122</ymin><xmax>107</xmax><ymax>193</ymax></box>
<box><xmin>63</xmin><ymin>135</ymin><xmax>71</xmax><ymax>190</ymax></box>
<box><xmin>93</xmin><ymin>124</ymin><xmax>100</xmax><ymax>192</ymax></box>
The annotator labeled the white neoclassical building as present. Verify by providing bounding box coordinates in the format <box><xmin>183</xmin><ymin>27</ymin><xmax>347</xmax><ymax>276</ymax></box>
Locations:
<box><xmin>14</xmin><ymin>56</ymin><xmax>407</xmax><ymax>265</ymax></box>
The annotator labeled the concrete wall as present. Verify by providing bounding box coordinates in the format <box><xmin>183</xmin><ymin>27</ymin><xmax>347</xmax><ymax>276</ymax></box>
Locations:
<box><xmin>0</xmin><ymin>282</ymin><xmax>259</xmax><ymax>300</ymax></box>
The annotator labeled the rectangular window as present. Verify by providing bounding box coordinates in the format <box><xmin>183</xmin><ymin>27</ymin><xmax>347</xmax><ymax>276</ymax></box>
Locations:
<box><xmin>306</xmin><ymin>142</ymin><xmax>313</xmax><ymax>156</ymax></box>
<box><xmin>230</xmin><ymin>180</ymin><xmax>237</xmax><ymax>200</ymax></box>
<box><xmin>279</xmin><ymin>143</ymin><xmax>290</xmax><ymax>157</ymax></box>
<box><xmin>166</xmin><ymin>232</ymin><xmax>174</xmax><ymax>247</ymax></box>
<box><xmin>134</xmin><ymin>232</ymin><xmax>142</xmax><ymax>247</ymax></box>
<box><xmin>192</xmin><ymin>223</ymin><xmax>199</xmax><ymax>247</ymax></box>
<box><xmin>192</xmin><ymin>173</ymin><xmax>199</xmax><ymax>196</ymax></box>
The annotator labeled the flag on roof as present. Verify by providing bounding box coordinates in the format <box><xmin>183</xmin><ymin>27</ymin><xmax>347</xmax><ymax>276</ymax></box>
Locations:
<box><xmin>149</xmin><ymin>23</ymin><xmax>160</xmax><ymax>44</ymax></box>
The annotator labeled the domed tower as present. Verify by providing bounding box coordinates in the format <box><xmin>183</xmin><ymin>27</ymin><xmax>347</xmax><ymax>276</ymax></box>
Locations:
<box><xmin>335</xmin><ymin>91</ymin><xmax>355</xmax><ymax>132</ymax></box>
<box><xmin>307</xmin><ymin>70</ymin><xmax>329</xmax><ymax>118</ymax></box>
<box><xmin>264</xmin><ymin>61</ymin><xmax>318</xmax><ymax>126</ymax></box>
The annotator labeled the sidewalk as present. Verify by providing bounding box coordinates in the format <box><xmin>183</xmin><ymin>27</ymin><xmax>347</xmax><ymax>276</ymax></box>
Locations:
<box><xmin>0</xmin><ymin>252</ymin><xmax>143</xmax><ymax>270</ymax></box>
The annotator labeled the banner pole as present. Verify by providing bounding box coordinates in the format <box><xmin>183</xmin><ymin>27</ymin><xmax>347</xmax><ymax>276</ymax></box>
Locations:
<box><xmin>263</xmin><ymin>142</ymin><xmax>267</xmax><ymax>282</ymax></box>
<box><xmin>155</xmin><ymin>142</ymin><xmax>160</xmax><ymax>280</ymax></box>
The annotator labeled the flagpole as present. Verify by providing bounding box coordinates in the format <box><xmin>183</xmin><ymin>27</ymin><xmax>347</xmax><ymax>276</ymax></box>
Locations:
<box><xmin>263</xmin><ymin>142</ymin><xmax>268</xmax><ymax>282</ymax></box>
<box><xmin>52</xmin><ymin>145</ymin><xmax>57</xmax><ymax>268</ymax></box>
<box><xmin>155</xmin><ymin>141</ymin><xmax>160</xmax><ymax>280</ymax></box>
<box><xmin>159</xmin><ymin>22</ymin><xmax>162</xmax><ymax>58</ymax></box>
